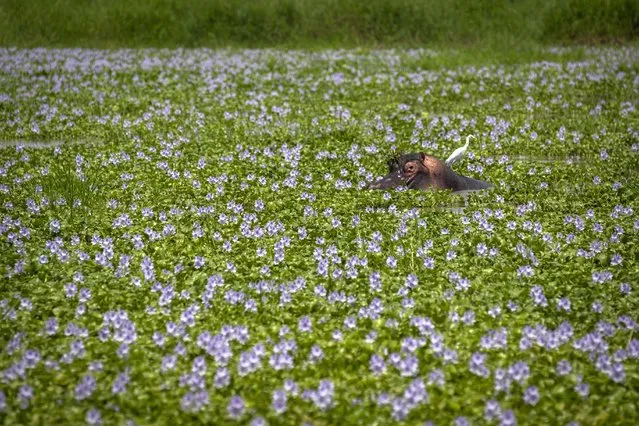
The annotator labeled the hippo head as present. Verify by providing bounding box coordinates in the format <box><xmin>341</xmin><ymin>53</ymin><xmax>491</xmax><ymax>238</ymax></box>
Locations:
<box><xmin>368</xmin><ymin>152</ymin><xmax>492</xmax><ymax>193</ymax></box>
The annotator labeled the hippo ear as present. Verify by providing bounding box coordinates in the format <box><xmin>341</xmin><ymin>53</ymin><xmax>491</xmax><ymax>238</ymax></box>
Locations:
<box><xmin>387</xmin><ymin>156</ymin><xmax>399</xmax><ymax>172</ymax></box>
<box><xmin>419</xmin><ymin>152</ymin><xmax>426</xmax><ymax>162</ymax></box>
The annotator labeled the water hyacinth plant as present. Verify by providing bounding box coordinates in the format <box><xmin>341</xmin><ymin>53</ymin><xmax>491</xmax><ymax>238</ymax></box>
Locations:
<box><xmin>0</xmin><ymin>46</ymin><xmax>638</xmax><ymax>425</ymax></box>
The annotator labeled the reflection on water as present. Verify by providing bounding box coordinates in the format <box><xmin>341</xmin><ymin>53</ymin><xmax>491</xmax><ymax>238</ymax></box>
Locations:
<box><xmin>511</xmin><ymin>155</ymin><xmax>585</xmax><ymax>164</ymax></box>
<box><xmin>435</xmin><ymin>206</ymin><xmax>466</xmax><ymax>214</ymax></box>
<box><xmin>0</xmin><ymin>139</ymin><xmax>100</xmax><ymax>149</ymax></box>
<box><xmin>430</xmin><ymin>190</ymin><xmax>472</xmax><ymax>214</ymax></box>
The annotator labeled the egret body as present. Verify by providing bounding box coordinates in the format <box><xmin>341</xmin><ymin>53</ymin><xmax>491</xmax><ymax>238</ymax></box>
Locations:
<box><xmin>445</xmin><ymin>135</ymin><xmax>475</xmax><ymax>167</ymax></box>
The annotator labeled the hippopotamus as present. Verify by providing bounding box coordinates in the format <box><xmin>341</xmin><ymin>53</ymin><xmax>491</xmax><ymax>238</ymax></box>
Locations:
<box><xmin>368</xmin><ymin>152</ymin><xmax>492</xmax><ymax>193</ymax></box>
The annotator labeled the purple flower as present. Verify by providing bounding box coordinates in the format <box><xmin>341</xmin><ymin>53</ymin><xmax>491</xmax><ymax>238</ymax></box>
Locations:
<box><xmin>18</xmin><ymin>385</ymin><xmax>33</xmax><ymax>409</ymax></box>
<box><xmin>443</xmin><ymin>348</ymin><xmax>458</xmax><ymax>365</ymax></box>
<box><xmin>272</xmin><ymin>388</ymin><xmax>287</xmax><ymax>414</ymax></box>
<box><xmin>480</xmin><ymin>328</ymin><xmax>508</xmax><ymax>350</ymax></box>
<box><xmin>592</xmin><ymin>301</ymin><xmax>603</xmax><ymax>313</ymax></box>
<box><xmin>484</xmin><ymin>399</ymin><xmax>501</xmax><ymax>420</ymax></box>
<box><xmin>140</xmin><ymin>256</ymin><xmax>155</xmax><ymax>282</ymax></box>
<box><xmin>455</xmin><ymin>417</ymin><xmax>471</xmax><ymax>426</ymax></box>
<box><xmin>214</xmin><ymin>367</ymin><xmax>230</xmax><ymax>388</ymax></box>
<box><xmin>85</xmin><ymin>408</ymin><xmax>102</xmax><ymax>426</ymax></box>
<box><xmin>391</xmin><ymin>397</ymin><xmax>409</xmax><ymax>420</ymax></box>
<box><xmin>611</xmin><ymin>253</ymin><xmax>623</xmax><ymax>266</ymax></box>
<box><xmin>523</xmin><ymin>386</ymin><xmax>540</xmax><ymax>405</ymax></box>
<box><xmin>500</xmin><ymin>410</ymin><xmax>517</xmax><ymax>426</ymax></box>
<box><xmin>592</xmin><ymin>270</ymin><xmax>613</xmax><ymax>284</ymax></box>
<box><xmin>517</xmin><ymin>265</ymin><xmax>534</xmax><ymax>277</ymax></box>
<box><xmin>423</xmin><ymin>256</ymin><xmax>435</xmax><ymax>269</ymax></box>
<box><xmin>250</xmin><ymin>417</ymin><xmax>267</xmax><ymax>426</ymax></box>
<box><xmin>403</xmin><ymin>378</ymin><xmax>428</xmax><ymax>405</ymax></box>
<box><xmin>75</xmin><ymin>374</ymin><xmax>96</xmax><ymax>401</ymax></box>
<box><xmin>488</xmin><ymin>305</ymin><xmax>502</xmax><ymax>318</ymax></box>
<box><xmin>462</xmin><ymin>310</ymin><xmax>476</xmax><ymax>325</ymax></box>
<box><xmin>494</xmin><ymin>368</ymin><xmax>512</xmax><ymax>393</ymax></box>
<box><xmin>469</xmin><ymin>352</ymin><xmax>490</xmax><ymax>378</ymax></box>
<box><xmin>194</xmin><ymin>255</ymin><xmax>205</xmax><ymax>269</ymax></box>
<box><xmin>270</xmin><ymin>352</ymin><xmax>294</xmax><ymax>371</ymax></box>
<box><xmin>530</xmin><ymin>285</ymin><xmax>548</xmax><ymax>307</ymax></box>
<box><xmin>311</xmin><ymin>380</ymin><xmax>335</xmax><ymax>411</ymax></box>
<box><xmin>575</xmin><ymin>382</ymin><xmax>589</xmax><ymax>398</ymax></box>
<box><xmin>556</xmin><ymin>297</ymin><xmax>571</xmax><ymax>312</ymax></box>
<box><xmin>227</xmin><ymin>395</ymin><xmax>245</xmax><ymax>420</ymax></box>
<box><xmin>49</xmin><ymin>219</ymin><xmax>60</xmax><ymax>233</ymax></box>
<box><xmin>161</xmin><ymin>354</ymin><xmax>177</xmax><ymax>372</ymax></box>
<box><xmin>181</xmin><ymin>390</ymin><xmax>209</xmax><ymax>413</ymax></box>
<box><xmin>428</xmin><ymin>369</ymin><xmax>445</xmax><ymax>387</ymax></box>
<box><xmin>398</xmin><ymin>355</ymin><xmax>419</xmax><ymax>377</ymax></box>
<box><xmin>23</xmin><ymin>349</ymin><xmax>40</xmax><ymax>369</ymax></box>
<box><xmin>308</xmin><ymin>344</ymin><xmax>324</xmax><ymax>364</ymax></box>
<box><xmin>370</xmin><ymin>354</ymin><xmax>386</xmax><ymax>375</ymax></box>
<box><xmin>369</xmin><ymin>271</ymin><xmax>382</xmax><ymax>292</ymax></box>
<box><xmin>112</xmin><ymin>369</ymin><xmax>130</xmax><ymax>395</ymax></box>
<box><xmin>405</xmin><ymin>274</ymin><xmax>418</xmax><ymax>289</ymax></box>
<box><xmin>556</xmin><ymin>360</ymin><xmax>572</xmax><ymax>376</ymax></box>
<box><xmin>332</xmin><ymin>329</ymin><xmax>343</xmax><ymax>341</ymax></box>
<box><xmin>376</xmin><ymin>392</ymin><xmax>391</xmax><ymax>406</ymax></box>
<box><xmin>283</xmin><ymin>379</ymin><xmax>299</xmax><ymax>396</ymax></box>
<box><xmin>509</xmin><ymin>361</ymin><xmax>530</xmax><ymax>384</ymax></box>
<box><xmin>298</xmin><ymin>316</ymin><xmax>312</xmax><ymax>333</ymax></box>
<box><xmin>238</xmin><ymin>349</ymin><xmax>261</xmax><ymax>376</ymax></box>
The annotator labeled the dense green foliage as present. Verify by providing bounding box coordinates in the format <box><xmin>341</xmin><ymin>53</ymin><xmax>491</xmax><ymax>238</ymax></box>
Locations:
<box><xmin>0</xmin><ymin>46</ymin><xmax>638</xmax><ymax>425</ymax></box>
<box><xmin>1</xmin><ymin>0</ymin><xmax>638</xmax><ymax>48</ymax></box>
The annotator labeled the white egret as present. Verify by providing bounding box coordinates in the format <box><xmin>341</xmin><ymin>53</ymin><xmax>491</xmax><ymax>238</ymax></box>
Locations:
<box><xmin>445</xmin><ymin>135</ymin><xmax>475</xmax><ymax>167</ymax></box>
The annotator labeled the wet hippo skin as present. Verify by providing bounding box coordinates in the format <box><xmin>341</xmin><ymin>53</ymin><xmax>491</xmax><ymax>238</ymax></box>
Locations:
<box><xmin>368</xmin><ymin>152</ymin><xmax>492</xmax><ymax>193</ymax></box>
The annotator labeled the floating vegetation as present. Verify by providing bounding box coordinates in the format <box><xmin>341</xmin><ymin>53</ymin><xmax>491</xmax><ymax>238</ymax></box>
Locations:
<box><xmin>0</xmin><ymin>47</ymin><xmax>638</xmax><ymax>425</ymax></box>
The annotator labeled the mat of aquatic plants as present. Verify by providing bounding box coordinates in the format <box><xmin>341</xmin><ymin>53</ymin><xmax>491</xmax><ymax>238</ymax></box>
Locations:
<box><xmin>1</xmin><ymin>47</ymin><xmax>638</xmax><ymax>426</ymax></box>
